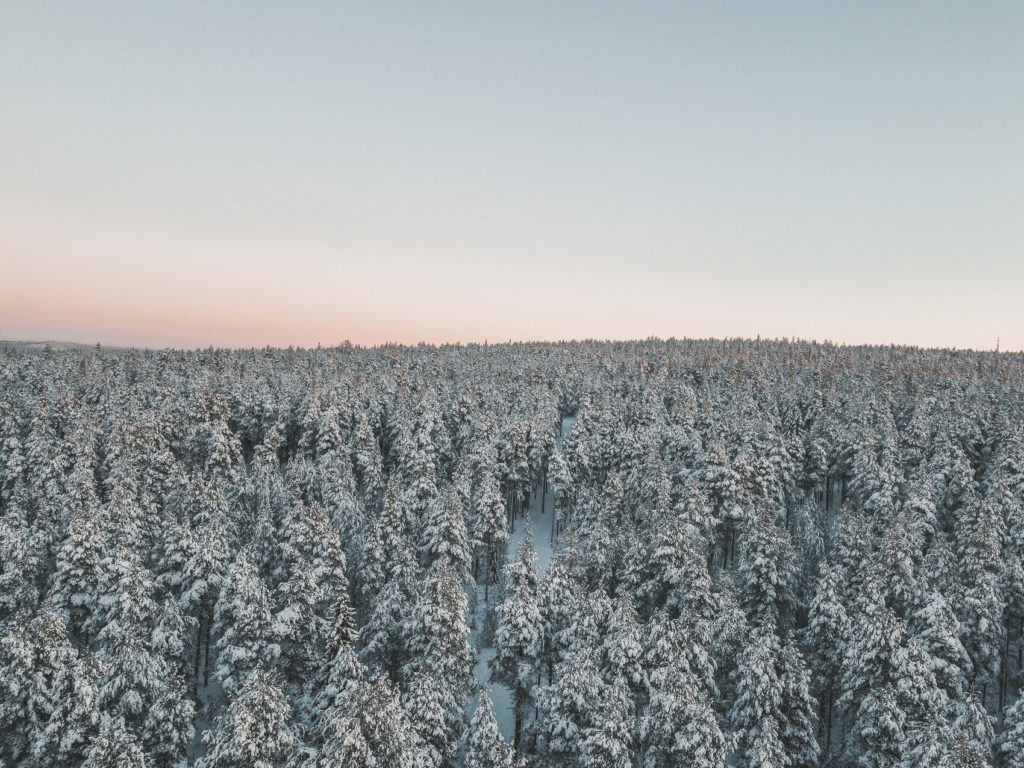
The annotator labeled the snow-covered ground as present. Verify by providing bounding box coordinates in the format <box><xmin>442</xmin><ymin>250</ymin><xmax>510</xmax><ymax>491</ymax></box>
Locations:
<box><xmin>467</xmin><ymin>414</ymin><xmax>576</xmax><ymax>741</ymax></box>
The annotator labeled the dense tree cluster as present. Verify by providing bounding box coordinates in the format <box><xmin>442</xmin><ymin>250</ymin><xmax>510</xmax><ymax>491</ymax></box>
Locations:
<box><xmin>1</xmin><ymin>338</ymin><xmax>1023</xmax><ymax>766</ymax></box>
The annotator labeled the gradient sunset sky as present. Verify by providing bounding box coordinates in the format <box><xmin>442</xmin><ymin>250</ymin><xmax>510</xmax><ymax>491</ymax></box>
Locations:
<box><xmin>2</xmin><ymin>2</ymin><xmax>1022</xmax><ymax>350</ymax></box>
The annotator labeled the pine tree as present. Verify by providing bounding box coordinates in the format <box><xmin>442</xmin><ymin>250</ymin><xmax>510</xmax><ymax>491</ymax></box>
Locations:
<box><xmin>738</xmin><ymin>506</ymin><xmax>796</xmax><ymax>627</ymax></box>
<box><xmin>840</xmin><ymin>581</ymin><xmax>907</xmax><ymax>768</ymax></box>
<box><xmin>534</xmin><ymin>650</ymin><xmax>633</xmax><ymax>767</ymax></box>
<box><xmin>701</xmin><ymin>439</ymin><xmax>742</xmax><ymax>566</ymax></box>
<box><xmin>212</xmin><ymin>549</ymin><xmax>274</xmax><ymax>696</ymax></box>
<box><xmin>745</xmin><ymin>717</ymin><xmax>788</xmax><ymax>768</ymax></box>
<box><xmin>316</xmin><ymin>676</ymin><xmax>417</xmax><ymax>768</ymax></box>
<box><xmin>805</xmin><ymin>562</ymin><xmax>847</xmax><ymax>754</ymax></box>
<box><xmin>271</xmin><ymin>551</ymin><xmax>324</xmax><ymax>690</ymax></box>
<box><xmin>92</xmin><ymin>555</ymin><xmax>161</xmax><ymax>718</ymax></box>
<box><xmin>403</xmin><ymin>405</ymin><xmax>440</xmax><ymax>545</ymax></box>
<box><xmin>643</xmin><ymin>610</ymin><xmax>718</xmax><ymax>707</ymax></box>
<box><xmin>353</xmin><ymin>409</ymin><xmax>385</xmax><ymax>510</ymax></box>
<box><xmin>181</xmin><ymin>477</ymin><xmax>232</xmax><ymax>693</ymax></box>
<box><xmin>948</xmin><ymin>690</ymin><xmax>994</xmax><ymax>768</ymax></box>
<box><xmin>0</xmin><ymin>602</ymin><xmax>99</xmax><ymax>767</ymax></box>
<box><xmin>304</xmin><ymin>501</ymin><xmax>349</xmax><ymax>617</ymax></box>
<box><xmin>52</xmin><ymin>490</ymin><xmax>105</xmax><ymax>642</ymax></box>
<box><xmin>537</xmin><ymin>557</ymin><xmax>578</xmax><ymax>684</ymax></box>
<box><xmin>639</xmin><ymin>654</ymin><xmax>726</xmax><ymax>768</ymax></box>
<box><xmin>359</xmin><ymin>574</ymin><xmax>414</xmax><ymax>684</ymax></box>
<box><xmin>502</xmin><ymin>419</ymin><xmax>532</xmax><ymax>528</ymax></box>
<box><xmin>465</xmin><ymin>691</ymin><xmax>517</xmax><ymax>768</ymax></box>
<box><xmin>313</xmin><ymin>590</ymin><xmax>365</xmax><ymax>716</ymax></box>
<box><xmin>909</xmin><ymin>590</ymin><xmax>970</xmax><ymax>702</ymax></box>
<box><xmin>85</xmin><ymin>715</ymin><xmax>148</xmax><ymax>768</ymax></box>
<box><xmin>198</xmin><ymin>668</ymin><xmax>296</xmax><ymax>768</ymax></box>
<box><xmin>730</xmin><ymin>624</ymin><xmax>787</xmax><ymax>768</ymax></box>
<box><xmin>403</xmin><ymin>565</ymin><xmax>474</xmax><ymax>762</ymax></box>
<box><xmin>474</xmin><ymin>469</ymin><xmax>508</xmax><ymax>602</ymax></box>
<box><xmin>956</xmin><ymin>491</ymin><xmax>1006</xmax><ymax>691</ymax></box>
<box><xmin>357</xmin><ymin>504</ymin><xmax>388</xmax><ymax>617</ymax></box>
<box><xmin>492</xmin><ymin>531</ymin><xmax>543</xmax><ymax>753</ymax></box>
<box><xmin>0</xmin><ymin>489</ymin><xmax>43</xmax><ymax>621</ymax></box>
<box><xmin>548</xmin><ymin>447</ymin><xmax>574</xmax><ymax>538</ymax></box>
<box><xmin>646</xmin><ymin>513</ymin><xmax>715</xmax><ymax>623</ymax></box>
<box><xmin>1000</xmin><ymin>691</ymin><xmax>1024</xmax><ymax>768</ymax></box>
<box><xmin>632</xmin><ymin>433</ymin><xmax>672</xmax><ymax>526</ymax></box>
<box><xmin>580</xmin><ymin>712</ymin><xmax>633</xmax><ymax>768</ymax></box>
<box><xmin>276</xmin><ymin>499</ymin><xmax>341</xmax><ymax>654</ymax></box>
<box><xmin>401</xmin><ymin>671</ymin><xmax>448</xmax><ymax>767</ymax></box>
<box><xmin>778</xmin><ymin>638</ymin><xmax>819</xmax><ymax>768</ymax></box>
<box><xmin>143</xmin><ymin>673</ymin><xmax>196</xmax><ymax>768</ymax></box>
<box><xmin>316</xmin><ymin>441</ymin><xmax>361</xmax><ymax>545</ymax></box>
<box><xmin>600</xmin><ymin>597</ymin><xmax>645</xmax><ymax>694</ymax></box>
<box><xmin>248</xmin><ymin>428</ymin><xmax>287</xmax><ymax>533</ymax></box>
<box><xmin>423</xmin><ymin>486</ymin><xmax>472</xmax><ymax>580</ymax></box>
<box><xmin>202</xmin><ymin>412</ymin><xmax>244</xmax><ymax>489</ymax></box>
<box><xmin>0</xmin><ymin>394</ymin><xmax>25</xmax><ymax>504</ymax></box>
<box><xmin>359</xmin><ymin>483</ymin><xmax>418</xmax><ymax>681</ymax></box>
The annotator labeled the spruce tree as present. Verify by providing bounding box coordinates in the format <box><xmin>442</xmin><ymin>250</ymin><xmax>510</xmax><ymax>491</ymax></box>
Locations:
<box><xmin>85</xmin><ymin>715</ymin><xmax>148</xmax><ymax>768</ymax></box>
<box><xmin>730</xmin><ymin>624</ymin><xmax>787</xmax><ymax>768</ymax></box>
<box><xmin>212</xmin><ymin>550</ymin><xmax>274</xmax><ymax>696</ymax></box>
<box><xmin>778</xmin><ymin>638</ymin><xmax>819</xmax><ymax>768</ymax></box>
<box><xmin>465</xmin><ymin>691</ymin><xmax>518</xmax><ymax>768</ymax></box>
<box><xmin>492</xmin><ymin>531</ymin><xmax>542</xmax><ymax>753</ymax></box>
<box><xmin>474</xmin><ymin>469</ymin><xmax>509</xmax><ymax>602</ymax></box>
<box><xmin>640</xmin><ymin>654</ymin><xmax>726</xmax><ymax>768</ymax></box>
<box><xmin>1000</xmin><ymin>692</ymin><xmax>1024</xmax><ymax>768</ymax></box>
<box><xmin>0</xmin><ymin>602</ymin><xmax>99</xmax><ymax>767</ymax></box>
<box><xmin>316</xmin><ymin>676</ymin><xmax>417</xmax><ymax>768</ymax></box>
<box><xmin>197</xmin><ymin>668</ymin><xmax>296</xmax><ymax>768</ymax></box>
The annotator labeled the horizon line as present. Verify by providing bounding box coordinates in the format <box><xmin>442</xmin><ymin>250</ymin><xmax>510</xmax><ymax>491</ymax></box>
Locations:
<box><xmin>2</xmin><ymin>336</ymin><xmax>1019</xmax><ymax>355</ymax></box>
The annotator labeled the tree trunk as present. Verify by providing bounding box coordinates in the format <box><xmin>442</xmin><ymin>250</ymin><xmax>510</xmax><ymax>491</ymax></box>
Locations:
<box><xmin>1001</xmin><ymin>625</ymin><xmax>1010</xmax><ymax>715</ymax></box>
<box><xmin>513</xmin><ymin>687</ymin><xmax>524</xmax><ymax>754</ymax></box>
<box><xmin>193</xmin><ymin>613</ymin><xmax>203</xmax><ymax>695</ymax></box>
<box><xmin>824</xmin><ymin>677</ymin><xmax>834</xmax><ymax>754</ymax></box>
<box><xmin>203</xmin><ymin>611</ymin><xmax>213</xmax><ymax>686</ymax></box>
<box><xmin>541</xmin><ymin>466</ymin><xmax>547</xmax><ymax>515</ymax></box>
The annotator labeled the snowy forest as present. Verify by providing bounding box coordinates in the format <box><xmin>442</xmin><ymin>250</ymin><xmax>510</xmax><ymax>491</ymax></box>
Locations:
<box><xmin>2</xmin><ymin>338</ymin><xmax>1024</xmax><ymax>768</ymax></box>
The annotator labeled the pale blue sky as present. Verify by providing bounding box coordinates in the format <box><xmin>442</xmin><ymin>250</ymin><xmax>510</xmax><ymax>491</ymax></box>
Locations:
<box><xmin>1</xmin><ymin>2</ymin><xmax>1022</xmax><ymax>348</ymax></box>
